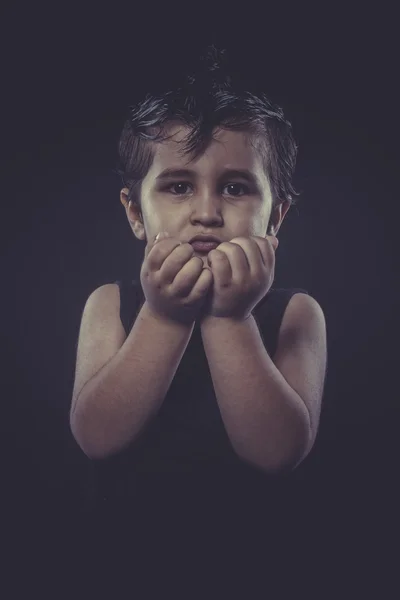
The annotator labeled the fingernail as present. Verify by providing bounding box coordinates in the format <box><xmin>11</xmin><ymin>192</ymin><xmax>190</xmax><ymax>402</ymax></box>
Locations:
<box><xmin>155</xmin><ymin>231</ymin><xmax>169</xmax><ymax>241</ymax></box>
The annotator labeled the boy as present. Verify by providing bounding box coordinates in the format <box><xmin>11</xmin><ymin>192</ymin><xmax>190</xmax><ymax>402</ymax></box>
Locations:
<box><xmin>70</xmin><ymin>45</ymin><xmax>327</xmax><ymax>507</ymax></box>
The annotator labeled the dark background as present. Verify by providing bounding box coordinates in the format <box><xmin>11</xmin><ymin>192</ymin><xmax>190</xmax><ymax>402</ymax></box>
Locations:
<box><xmin>1</xmin><ymin>3</ymin><xmax>398</xmax><ymax>595</ymax></box>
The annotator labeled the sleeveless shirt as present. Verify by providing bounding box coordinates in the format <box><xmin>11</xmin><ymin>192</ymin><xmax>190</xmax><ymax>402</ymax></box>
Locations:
<box><xmin>88</xmin><ymin>279</ymin><xmax>309</xmax><ymax>511</ymax></box>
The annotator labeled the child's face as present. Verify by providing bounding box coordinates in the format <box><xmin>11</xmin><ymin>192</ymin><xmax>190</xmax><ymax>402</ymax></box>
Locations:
<box><xmin>121</xmin><ymin>123</ymin><xmax>289</xmax><ymax>265</ymax></box>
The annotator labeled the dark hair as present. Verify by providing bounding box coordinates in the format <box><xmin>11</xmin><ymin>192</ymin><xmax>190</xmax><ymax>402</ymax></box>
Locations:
<box><xmin>114</xmin><ymin>44</ymin><xmax>300</xmax><ymax>224</ymax></box>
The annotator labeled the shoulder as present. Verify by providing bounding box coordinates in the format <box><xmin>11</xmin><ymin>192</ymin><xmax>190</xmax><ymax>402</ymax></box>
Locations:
<box><xmin>84</xmin><ymin>283</ymin><xmax>121</xmax><ymax>324</ymax></box>
<box><xmin>87</xmin><ymin>282</ymin><xmax>120</xmax><ymax>306</ymax></box>
<box><xmin>279</xmin><ymin>292</ymin><xmax>327</xmax><ymax>350</ymax></box>
<box><xmin>285</xmin><ymin>292</ymin><xmax>325</xmax><ymax>319</ymax></box>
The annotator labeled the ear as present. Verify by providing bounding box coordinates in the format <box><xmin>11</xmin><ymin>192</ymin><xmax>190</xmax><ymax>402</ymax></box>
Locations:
<box><xmin>269</xmin><ymin>200</ymin><xmax>291</xmax><ymax>235</ymax></box>
<box><xmin>120</xmin><ymin>188</ymin><xmax>129</xmax><ymax>209</ymax></box>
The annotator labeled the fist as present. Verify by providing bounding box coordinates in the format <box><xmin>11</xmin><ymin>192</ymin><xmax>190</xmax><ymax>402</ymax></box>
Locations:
<box><xmin>199</xmin><ymin>235</ymin><xmax>278</xmax><ymax>321</ymax></box>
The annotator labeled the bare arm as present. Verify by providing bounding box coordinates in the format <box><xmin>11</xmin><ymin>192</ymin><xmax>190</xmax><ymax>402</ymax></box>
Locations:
<box><xmin>70</xmin><ymin>301</ymin><xmax>194</xmax><ymax>459</ymax></box>
<box><xmin>200</xmin><ymin>293</ymin><xmax>326</xmax><ymax>473</ymax></box>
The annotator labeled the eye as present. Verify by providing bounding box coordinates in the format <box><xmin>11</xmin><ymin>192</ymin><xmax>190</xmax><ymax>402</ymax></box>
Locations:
<box><xmin>165</xmin><ymin>182</ymin><xmax>250</xmax><ymax>196</ymax></box>
<box><xmin>167</xmin><ymin>182</ymin><xmax>192</xmax><ymax>195</ymax></box>
<box><xmin>223</xmin><ymin>183</ymin><xmax>249</xmax><ymax>196</ymax></box>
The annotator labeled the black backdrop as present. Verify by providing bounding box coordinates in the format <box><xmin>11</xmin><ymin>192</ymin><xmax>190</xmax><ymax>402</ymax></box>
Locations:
<box><xmin>1</xmin><ymin>4</ymin><xmax>398</xmax><ymax>596</ymax></box>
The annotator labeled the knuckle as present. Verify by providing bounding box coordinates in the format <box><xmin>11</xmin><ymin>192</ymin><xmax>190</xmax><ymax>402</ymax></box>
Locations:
<box><xmin>183</xmin><ymin>242</ymin><xmax>194</xmax><ymax>253</ymax></box>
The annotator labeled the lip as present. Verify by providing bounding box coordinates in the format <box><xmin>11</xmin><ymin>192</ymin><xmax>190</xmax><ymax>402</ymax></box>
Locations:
<box><xmin>190</xmin><ymin>241</ymin><xmax>219</xmax><ymax>252</ymax></box>
<box><xmin>189</xmin><ymin>235</ymin><xmax>222</xmax><ymax>244</ymax></box>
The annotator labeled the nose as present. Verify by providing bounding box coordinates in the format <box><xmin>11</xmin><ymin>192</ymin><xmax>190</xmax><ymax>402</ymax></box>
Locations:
<box><xmin>191</xmin><ymin>193</ymin><xmax>224</xmax><ymax>224</ymax></box>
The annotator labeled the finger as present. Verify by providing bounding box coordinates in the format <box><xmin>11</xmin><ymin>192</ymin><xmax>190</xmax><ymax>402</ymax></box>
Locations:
<box><xmin>208</xmin><ymin>244</ymin><xmax>241</xmax><ymax>283</ymax></box>
<box><xmin>144</xmin><ymin>231</ymin><xmax>171</xmax><ymax>258</ymax></box>
<box><xmin>145</xmin><ymin>232</ymin><xmax>162</xmax><ymax>258</ymax></box>
<box><xmin>155</xmin><ymin>231</ymin><xmax>170</xmax><ymax>244</ymax></box>
<box><xmin>156</xmin><ymin>243</ymin><xmax>193</xmax><ymax>283</ymax></box>
<box><xmin>188</xmin><ymin>266</ymin><xmax>214</xmax><ymax>303</ymax></box>
<box><xmin>250</xmin><ymin>237</ymin><xmax>270</xmax><ymax>266</ymax></box>
<box><xmin>265</xmin><ymin>235</ymin><xmax>279</xmax><ymax>252</ymax></box>
<box><xmin>237</xmin><ymin>236</ymin><xmax>274</xmax><ymax>267</ymax></box>
<box><xmin>221</xmin><ymin>238</ymin><xmax>255</xmax><ymax>273</ymax></box>
<box><xmin>146</xmin><ymin>237</ymin><xmax>184</xmax><ymax>274</ymax></box>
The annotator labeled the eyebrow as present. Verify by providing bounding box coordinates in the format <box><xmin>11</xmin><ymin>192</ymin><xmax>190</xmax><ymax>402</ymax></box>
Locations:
<box><xmin>155</xmin><ymin>167</ymin><xmax>261</xmax><ymax>187</ymax></box>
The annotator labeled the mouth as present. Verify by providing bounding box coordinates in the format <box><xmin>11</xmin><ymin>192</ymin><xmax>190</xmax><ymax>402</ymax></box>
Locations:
<box><xmin>190</xmin><ymin>241</ymin><xmax>219</xmax><ymax>252</ymax></box>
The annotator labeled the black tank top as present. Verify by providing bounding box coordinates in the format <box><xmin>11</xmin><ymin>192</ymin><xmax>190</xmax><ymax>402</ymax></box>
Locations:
<box><xmin>88</xmin><ymin>279</ymin><xmax>309</xmax><ymax>509</ymax></box>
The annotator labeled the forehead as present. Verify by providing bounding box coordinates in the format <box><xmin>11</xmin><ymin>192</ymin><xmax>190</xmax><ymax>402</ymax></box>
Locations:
<box><xmin>148</xmin><ymin>123</ymin><xmax>265</xmax><ymax>175</ymax></box>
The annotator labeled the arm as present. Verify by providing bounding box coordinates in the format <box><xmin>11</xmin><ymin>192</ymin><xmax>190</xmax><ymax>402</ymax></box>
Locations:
<box><xmin>200</xmin><ymin>293</ymin><xmax>327</xmax><ymax>473</ymax></box>
<box><xmin>71</xmin><ymin>301</ymin><xmax>194</xmax><ymax>459</ymax></box>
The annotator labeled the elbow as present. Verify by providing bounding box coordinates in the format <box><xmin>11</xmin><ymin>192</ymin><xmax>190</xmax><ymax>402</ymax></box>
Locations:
<box><xmin>272</xmin><ymin>405</ymin><xmax>315</xmax><ymax>473</ymax></box>
<box><xmin>273</xmin><ymin>423</ymin><xmax>314</xmax><ymax>473</ymax></box>
<box><xmin>70</xmin><ymin>399</ymin><xmax>142</xmax><ymax>460</ymax></box>
<box><xmin>240</xmin><ymin>421</ymin><xmax>313</xmax><ymax>475</ymax></box>
<box><xmin>69</xmin><ymin>411</ymin><xmax>112</xmax><ymax>461</ymax></box>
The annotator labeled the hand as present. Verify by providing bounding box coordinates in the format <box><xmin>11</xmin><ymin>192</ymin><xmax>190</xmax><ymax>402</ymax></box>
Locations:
<box><xmin>140</xmin><ymin>232</ymin><xmax>214</xmax><ymax>326</ymax></box>
<box><xmin>198</xmin><ymin>235</ymin><xmax>278</xmax><ymax>321</ymax></box>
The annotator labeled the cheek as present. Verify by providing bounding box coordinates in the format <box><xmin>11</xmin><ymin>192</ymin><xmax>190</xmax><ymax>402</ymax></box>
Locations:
<box><xmin>248</xmin><ymin>224</ymin><xmax>269</xmax><ymax>238</ymax></box>
<box><xmin>142</xmin><ymin>210</ymin><xmax>163</xmax><ymax>233</ymax></box>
